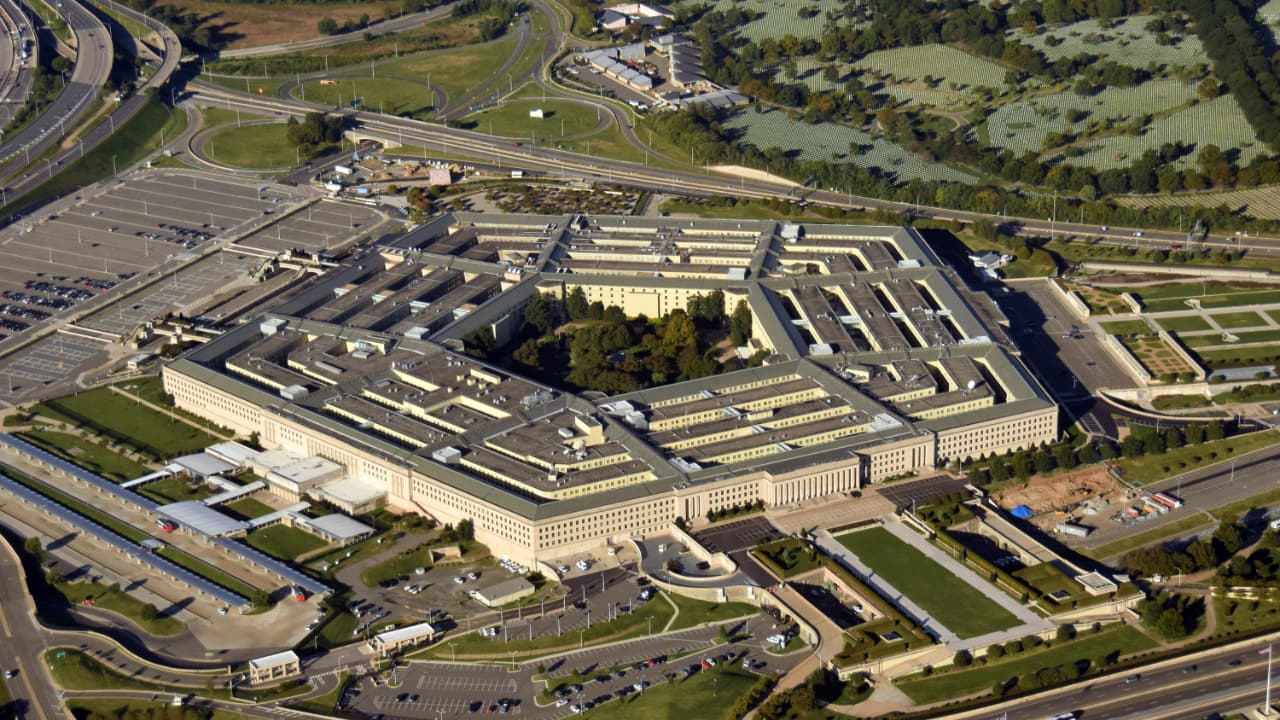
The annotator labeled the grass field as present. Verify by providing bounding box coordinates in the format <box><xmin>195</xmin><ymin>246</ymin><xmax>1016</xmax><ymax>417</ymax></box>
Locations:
<box><xmin>835</xmin><ymin>527</ymin><xmax>1020</xmax><ymax>638</ymax></box>
<box><xmin>666</xmin><ymin>593</ymin><xmax>757</xmax><ymax>631</ymax></box>
<box><xmin>32</xmin><ymin>385</ymin><xmax>219</xmax><ymax>460</ymax></box>
<box><xmin>1210</xmin><ymin>311</ymin><xmax>1265</xmax><ymax>329</ymax></box>
<box><xmin>1195</xmin><ymin>344</ymin><xmax>1280</xmax><ymax>369</ymax></box>
<box><xmin>581</xmin><ymin>665</ymin><xmax>761</xmax><ymax>719</ymax></box>
<box><xmin>137</xmin><ymin>475</ymin><xmax>211</xmax><ymax>504</ymax></box>
<box><xmin>1099</xmin><ymin>319</ymin><xmax>1151</xmax><ymax>336</ymax></box>
<box><xmin>15</xmin><ymin>429</ymin><xmax>150</xmax><ymax>482</ymax></box>
<box><xmin>296</xmin><ymin>78</ymin><xmax>435</xmax><ymax>117</ymax></box>
<box><xmin>1115</xmin><ymin>430</ymin><xmax>1280</xmax><ymax>485</ymax></box>
<box><xmin>205</xmin><ymin>122</ymin><xmax>299</xmax><ymax>169</ymax></box>
<box><xmin>853</xmin><ymin>44</ymin><xmax>1009</xmax><ymax>91</ymax></box>
<box><xmin>50</xmin><ymin>580</ymin><xmax>185</xmax><ymax>636</ymax></box>
<box><xmin>1135</xmin><ymin>284</ymin><xmax>1280</xmax><ymax>313</ymax></box>
<box><xmin>465</xmin><ymin>99</ymin><xmax>604</xmax><ymax>140</ymax></box>
<box><xmin>224</xmin><ymin>497</ymin><xmax>276</xmax><ymax>521</ymax></box>
<box><xmin>360</xmin><ymin>542</ymin><xmax>436</xmax><ymax>587</ymax></box>
<box><xmin>45</xmin><ymin>649</ymin><xmax>180</xmax><ymax>692</ymax></box>
<box><xmin>753</xmin><ymin>538</ymin><xmax>821</xmax><ymax>578</ymax></box>
<box><xmin>894</xmin><ymin>626</ymin><xmax>1157</xmax><ymax>704</ymax></box>
<box><xmin>1156</xmin><ymin>315</ymin><xmax>1212</xmax><ymax>333</ymax></box>
<box><xmin>1118</xmin><ymin>185</ymin><xmax>1280</xmax><ymax>220</ymax></box>
<box><xmin>245</xmin><ymin>524</ymin><xmax>328</xmax><ymax>561</ymax></box>
<box><xmin>374</xmin><ymin>33</ymin><xmax>520</xmax><ymax>110</ymax></box>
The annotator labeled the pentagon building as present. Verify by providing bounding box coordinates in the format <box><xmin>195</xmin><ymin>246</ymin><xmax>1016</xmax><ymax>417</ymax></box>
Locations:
<box><xmin>164</xmin><ymin>212</ymin><xmax>1056</xmax><ymax>564</ymax></box>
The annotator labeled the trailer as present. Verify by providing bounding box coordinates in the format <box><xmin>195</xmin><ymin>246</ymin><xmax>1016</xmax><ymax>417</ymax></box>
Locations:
<box><xmin>1055</xmin><ymin>523</ymin><xmax>1092</xmax><ymax>538</ymax></box>
<box><xmin>1151</xmin><ymin>492</ymin><xmax>1183</xmax><ymax>509</ymax></box>
<box><xmin>333</xmin><ymin>165</ymin><xmax>354</xmax><ymax>176</ymax></box>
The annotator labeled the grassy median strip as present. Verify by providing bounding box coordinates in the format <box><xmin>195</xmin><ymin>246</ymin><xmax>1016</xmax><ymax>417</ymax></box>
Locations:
<box><xmin>1084</xmin><ymin>514</ymin><xmax>1215</xmax><ymax>560</ymax></box>
<box><xmin>836</xmin><ymin>527</ymin><xmax>1019</xmax><ymax>639</ymax></box>
<box><xmin>2</xmin><ymin>97</ymin><xmax>187</xmax><ymax>218</ymax></box>
<box><xmin>894</xmin><ymin>625</ymin><xmax>1157</xmax><ymax>705</ymax></box>
<box><xmin>1114</xmin><ymin>429</ymin><xmax>1280</xmax><ymax>485</ymax></box>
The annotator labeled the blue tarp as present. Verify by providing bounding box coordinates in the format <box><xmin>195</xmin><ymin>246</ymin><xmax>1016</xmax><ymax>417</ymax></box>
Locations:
<box><xmin>1010</xmin><ymin>505</ymin><xmax>1034</xmax><ymax>519</ymax></box>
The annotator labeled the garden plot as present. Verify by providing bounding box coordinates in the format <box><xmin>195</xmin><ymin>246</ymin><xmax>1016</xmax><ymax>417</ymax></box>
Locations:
<box><xmin>1011</xmin><ymin>15</ymin><xmax>1206</xmax><ymax>70</ymax></box>
<box><xmin>1064</xmin><ymin>95</ymin><xmax>1264</xmax><ymax>172</ymax></box>
<box><xmin>723</xmin><ymin>109</ymin><xmax>980</xmax><ymax>185</ymax></box>
<box><xmin>983</xmin><ymin>79</ymin><xmax>1197</xmax><ymax>154</ymax></box>
<box><xmin>709</xmin><ymin>0</ymin><xmax>865</xmax><ymax>43</ymax></box>
<box><xmin>853</xmin><ymin>45</ymin><xmax>1010</xmax><ymax>94</ymax></box>
<box><xmin>1120</xmin><ymin>335</ymin><xmax>1196</xmax><ymax>378</ymax></box>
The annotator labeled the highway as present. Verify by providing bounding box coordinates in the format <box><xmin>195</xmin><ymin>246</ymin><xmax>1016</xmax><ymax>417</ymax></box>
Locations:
<box><xmin>0</xmin><ymin>0</ymin><xmax>110</xmax><ymax>181</ymax></box>
<box><xmin>0</xmin><ymin>0</ymin><xmax>180</xmax><ymax>202</ymax></box>
<box><xmin>0</xmin><ymin>0</ymin><xmax>36</xmax><ymax>126</ymax></box>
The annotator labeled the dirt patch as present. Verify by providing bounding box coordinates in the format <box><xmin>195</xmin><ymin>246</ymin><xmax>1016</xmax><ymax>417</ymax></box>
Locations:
<box><xmin>164</xmin><ymin>0</ymin><xmax>398</xmax><ymax>49</ymax></box>
<box><xmin>992</xmin><ymin>465</ymin><xmax>1123</xmax><ymax>516</ymax></box>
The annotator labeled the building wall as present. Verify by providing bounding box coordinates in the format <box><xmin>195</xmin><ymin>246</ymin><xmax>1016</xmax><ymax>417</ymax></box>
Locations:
<box><xmin>934</xmin><ymin>405</ymin><xmax>1059</xmax><ymax>463</ymax></box>
<box><xmin>164</xmin><ymin>364</ymin><xmax>1053</xmax><ymax>566</ymax></box>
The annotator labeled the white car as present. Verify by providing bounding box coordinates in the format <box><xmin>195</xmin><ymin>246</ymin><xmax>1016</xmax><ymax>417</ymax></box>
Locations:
<box><xmin>454</xmin><ymin>576</ymin><xmax>466</xmax><ymax>584</ymax></box>
<box><xmin>555</xmin><ymin>699</ymin><xmax>569</xmax><ymax>707</ymax></box>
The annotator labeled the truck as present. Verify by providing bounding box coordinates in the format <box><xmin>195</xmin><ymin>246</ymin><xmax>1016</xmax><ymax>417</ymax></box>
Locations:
<box><xmin>1151</xmin><ymin>492</ymin><xmax>1183</xmax><ymax>510</ymax></box>
<box><xmin>1055</xmin><ymin>522</ymin><xmax>1091</xmax><ymax>538</ymax></box>
<box><xmin>333</xmin><ymin>164</ymin><xmax>354</xmax><ymax>176</ymax></box>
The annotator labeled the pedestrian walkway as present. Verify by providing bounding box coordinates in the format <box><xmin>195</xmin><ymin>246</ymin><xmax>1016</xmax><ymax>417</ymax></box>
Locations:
<box><xmin>814</xmin><ymin>518</ymin><xmax>1053</xmax><ymax>652</ymax></box>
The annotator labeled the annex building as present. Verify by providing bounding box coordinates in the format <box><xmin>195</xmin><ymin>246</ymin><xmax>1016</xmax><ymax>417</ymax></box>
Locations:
<box><xmin>164</xmin><ymin>213</ymin><xmax>1056</xmax><ymax>564</ymax></box>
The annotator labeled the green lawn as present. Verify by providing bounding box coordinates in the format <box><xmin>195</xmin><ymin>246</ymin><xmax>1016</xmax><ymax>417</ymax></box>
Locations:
<box><xmin>1196</xmin><ymin>344</ymin><xmax>1280</xmax><ymax>369</ymax></box>
<box><xmin>835</xmin><ymin>527</ymin><xmax>1019</xmax><ymax>639</ymax></box>
<box><xmin>205</xmin><ymin>122</ymin><xmax>300</xmax><ymax>169</ymax></box>
<box><xmin>1210</xmin><ymin>311</ymin><xmax>1266</xmax><ymax>329</ymax></box>
<box><xmin>137</xmin><ymin>475</ymin><xmax>211</xmax><ymax>504</ymax></box>
<box><xmin>895</xmin><ymin>626</ymin><xmax>1157</xmax><ymax>704</ymax></box>
<box><xmin>223</xmin><ymin>497</ymin><xmax>276</xmax><ymax>521</ymax></box>
<box><xmin>465</xmin><ymin>98</ymin><xmax>604</xmax><ymax>140</ymax></box>
<box><xmin>15</xmin><ymin>430</ymin><xmax>151</xmax><ymax>482</ymax></box>
<box><xmin>51</xmin><ymin>581</ymin><xmax>184</xmax><ymax>637</ymax></box>
<box><xmin>581</xmin><ymin>666</ymin><xmax>761</xmax><ymax>720</ymax></box>
<box><xmin>246</xmin><ymin>524</ymin><xmax>328</xmax><ymax>561</ymax></box>
<box><xmin>1156</xmin><ymin>315</ymin><xmax>1212</xmax><ymax>333</ymax></box>
<box><xmin>295</xmin><ymin>78</ymin><xmax>435</xmax><ymax>116</ymax></box>
<box><xmin>374</xmin><ymin>34</ymin><xmax>520</xmax><ymax>109</ymax></box>
<box><xmin>666</xmin><ymin>593</ymin><xmax>757</xmax><ymax>631</ymax></box>
<box><xmin>287</xmin><ymin>672</ymin><xmax>349</xmax><ymax>714</ymax></box>
<box><xmin>32</xmin><ymin>386</ymin><xmax>220</xmax><ymax>461</ymax></box>
<box><xmin>45</xmin><ymin>649</ymin><xmax>183</xmax><ymax>693</ymax></box>
<box><xmin>1099</xmin><ymin>319</ymin><xmax>1152</xmax><ymax>336</ymax></box>
<box><xmin>360</xmin><ymin>541</ymin><xmax>436</xmax><ymax>587</ymax></box>
<box><xmin>1114</xmin><ymin>430</ymin><xmax>1280</xmax><ymax>484</ymax></box>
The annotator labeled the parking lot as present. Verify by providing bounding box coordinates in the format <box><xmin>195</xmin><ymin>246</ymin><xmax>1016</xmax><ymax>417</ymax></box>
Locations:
<box><xmin>692</xmin><ymin>517</ymin><xmax>782</xmax><ymax>556</ymax></box>
<box><xmin>236</xmin><ymin>199</ymin><xmax>388</xmax><ymax>255</ymax></box>
<box><xmin>877</xmin><ymin>475</ymin><xmax>968</xmax><ymax>509</ymax></box>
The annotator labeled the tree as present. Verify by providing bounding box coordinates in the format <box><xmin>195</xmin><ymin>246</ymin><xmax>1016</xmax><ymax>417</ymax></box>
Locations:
<box><xmin>513</xmin><ymin>339</ymin><xmax>542</xmax><ymax>370</ymax></box>
<box><xmin>317</xmin><ymin>17</ymin><xmax>339</xmax><ymax>35</ymax></box>
<box><xmin>565</xmin><ymin>287</ymin><xmax>589</xmax><ymax>321</ymax></box>
<box><xmin>140</xmin><ymin>603</ymin><xmax>159</xmax><ymax>621</ymax></box>
<box><xmin>23</xmin><ymin>536</ymin><xmax>41</xmax><ymax>559</ymax></box>
<box><xmin>521</xmin><ymin>293</ymin><xmax>553</xmax><ymax>336</ymax></box>
<box><xmin>729</xmin><ymin>300</ymin><xmax>752</xmax><ymax>345</ymax></box>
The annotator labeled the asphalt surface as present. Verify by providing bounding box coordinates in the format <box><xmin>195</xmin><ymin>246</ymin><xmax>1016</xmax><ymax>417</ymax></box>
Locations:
<box><xmin>0</xmin><ymin>0</ymin><xmax>36</xmax><ymax>122</ymax></box>
<box><xmin>0</xmin><ymin>0</ymin><xmax>110</xmax><ymax>179</ymax></box>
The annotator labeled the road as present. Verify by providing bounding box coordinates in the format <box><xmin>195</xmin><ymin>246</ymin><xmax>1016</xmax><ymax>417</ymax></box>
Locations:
<box><xmin>986</xmin><ymin>640</ymin><xmax>1277</xmax><ymax>720</ymax></box>
<box><xmin>0</xmin><ymin>0</ymin><xmax>36</xmax><ymax>124</ymax></box>
<box><xmin>0</xmin><ymin>0</ymin><xmax>180</xmax><ymax>204</ymax></box>
<box><xmin>0</xmin><ymin>0</ymin><xmax>110</xmax><ymax>182</ymax></box>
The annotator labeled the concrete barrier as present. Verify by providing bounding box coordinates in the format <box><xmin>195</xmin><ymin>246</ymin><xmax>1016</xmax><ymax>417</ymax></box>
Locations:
<box><xmin>1081</xmin><ymin>261</ymin><xmax>1277</xmax><ymax>281</ymax></box>
<box><xmin>1099</xmin><ymin>333</ymin><xmax>1151</xmax><ymax>384</ymax></box>
<box><xmin>1119</xmin><ymin>292</ymin><xmax>1144</xmax><ymax>314</ymax></box>
<box><xmin>1050</xmin><ymin>279</ymin><xmax>1091</xmax><ymax>319</ymax></box>
<box><xmin>1157</xmin><ymin>329</ymin><xmax>1206</xmax><ymax>381</ymax></box>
